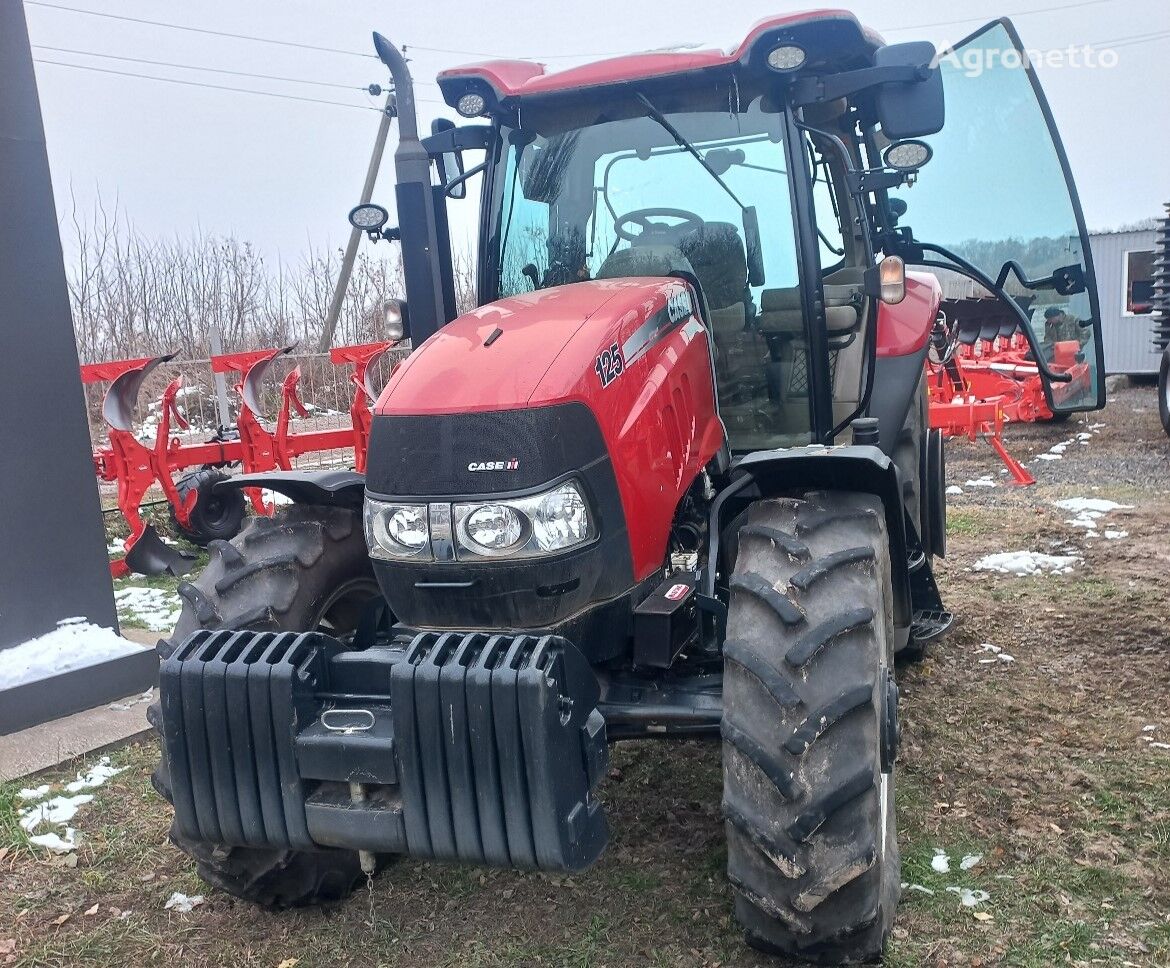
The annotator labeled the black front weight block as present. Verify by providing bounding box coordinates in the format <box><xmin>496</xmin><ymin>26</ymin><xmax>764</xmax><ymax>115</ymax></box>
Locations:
<box><xmin>159</xmin><ymin>628</ymin><xmax>609</xmax><ymax>872</ymax></box>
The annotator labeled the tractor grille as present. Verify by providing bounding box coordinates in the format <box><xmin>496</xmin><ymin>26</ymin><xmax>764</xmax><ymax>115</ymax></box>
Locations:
<box><xmin>365</xmin><ymin>402</ymin><xmax>606</xmax><ymax>496</ymax></box>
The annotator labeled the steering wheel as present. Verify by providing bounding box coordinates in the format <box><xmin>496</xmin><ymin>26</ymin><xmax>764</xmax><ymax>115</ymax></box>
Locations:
<box><xmin>615</xmin><ymin>207</ymin><xmax>705</xmax><ymax>243</ymax></box>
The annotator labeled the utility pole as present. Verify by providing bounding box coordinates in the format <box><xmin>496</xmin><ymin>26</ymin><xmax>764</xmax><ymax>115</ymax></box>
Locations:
<box><xmin>207</xmin><ymin>325</ymin><xmax>232</xmax><ymax>430</ymax></box>
<box><xmin>318</xmin><ymin>91</ymin><xmax>396</xmax><ymax>351</ymax></box>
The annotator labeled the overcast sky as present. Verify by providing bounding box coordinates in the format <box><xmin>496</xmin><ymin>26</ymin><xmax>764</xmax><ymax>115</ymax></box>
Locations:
<box><xmin>24</xmin><ymin>0</ymin><xmax>1170</xmax><ymax>266</ymax></box>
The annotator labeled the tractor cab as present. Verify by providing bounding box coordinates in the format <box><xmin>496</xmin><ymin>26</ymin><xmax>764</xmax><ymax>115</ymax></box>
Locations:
<box><xmin>352</xmin><ymin>14</ymin><xmax>1103</xmax><ymax>440</ymax></box>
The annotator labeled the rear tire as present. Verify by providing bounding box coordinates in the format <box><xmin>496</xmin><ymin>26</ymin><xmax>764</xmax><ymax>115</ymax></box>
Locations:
<box><xmin>149</xmin><ymin>503</ymin><xmax>383</xmax><ymax>907</ymax></box>
<box><xmin>170</xmin><ymin>468</ymin><xmax>246</xmax><ymax>546</ymax></box>
<box><xmin>722</xmin><ymin>492</ymin><xmax>900</xmax><ymax>964</ymax></box>
<box><xmin>1159</xmin><ymin>348</ymin><xmax>1170</xmax><ymax>439</ymax></box>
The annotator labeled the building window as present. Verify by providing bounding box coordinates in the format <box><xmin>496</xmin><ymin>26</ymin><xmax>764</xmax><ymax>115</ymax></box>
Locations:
<box><xmin>1123</xmin><ymin>249</ymin><xmax>1154</xmax><ymax>316</ymax></box>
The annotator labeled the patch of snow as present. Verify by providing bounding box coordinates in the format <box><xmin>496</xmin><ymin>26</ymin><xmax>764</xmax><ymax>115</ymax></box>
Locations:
<box><xmin>18</xmin><ymin>784</ymin><xmax>51</xmax><ymax>801</ymax></box>
<box><xmin>108</xmin><ymin>688</ymin><xmax>154</xmax><ymax>712</ymax></box>
<box><xmin>1148</xmin><ymin>742</ymin><xmax>1170</xmax><ymax>751</ymax></box>
<box><xmin>931</xmin><ymin>850</ymin><xmax>950</xmax><ymax>873</ymax></box>
<box><xmin>946</xmin><ymin>485</ymin><xmax>964</xmax><ymax>496</ymax></box>
<box><xmin>64</xmin><ymin>756</ymin><xmax>126</xmax><ymax>794</ymax></box>
<box><xmin>972</xmin><ymin>551</ymin><xmax>1079</xmax><ymax>576</ymax></box>
<box><xmin>1104</xmin><ymin>530</ymin><xmax>1128</xmax><ymax>540</ymax></box>
<box><xmin>964</xmin><ymin>477</ymin><xmax>997</xmax><ymax>488</ymax></box>
<box><xmin>960</xmin><ymin>854</ymin><xmax>983</xmax><ymax>870</ymax></box>
<box><xmin>1052</xmin><ymin>498</ymin><xmax>1133</xmax><ymax>515</ymax></box>
<box><xmin>1142</xmin><ymin>724</ymin><xmax>1158</xmax><ymax>732</ymax></box>
<box><xmin>28</xmin><ymin>829</ymin><xmax>77</xmax><ymax>854</ymax></box>
<box><xmin>901</xmin><ymin>883</ymin><xmax>935</xmax><ymax>895</ymax></box>
<box><xmin>107</xmin><ymin>537</ymin><xmax>126</xmax><ymax>555</ymax></box>
<box><xmin>19</xmin><ymin>794</ymin><xmax>94</xmax><ymax>832</ymax></box>
<box><xmin>113</xmin><ymin>586</ymin><xmax>181</xmax><ymax>632</ymax></box>
<box><xmin>946</xmin><ymin>886</ymin><xmax>990</xmax><ymax>907</ymax></box>
<box><xmin>976</xmin><ymin>643</ymin><xmax>1001</xmax><ymax>654</ymax></box>
<box><xmin>0</xmin><ymin>620</ymin><xmax>143</xmax><ymax>690</ymax></box>
<box><xmin>1035</xmin><ymin>453</ymin><xmax>1063</xmax><ymax>461</ymax></box>
<box><xmin>164</xmin><ymin>892</ymin><xmax>205</xmax><ymax>913</ymax></box>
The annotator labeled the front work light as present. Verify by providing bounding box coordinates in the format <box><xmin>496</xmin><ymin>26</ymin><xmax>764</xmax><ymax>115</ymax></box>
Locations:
<box><xmin>348</xmin><ymin>203</ymin><xmax>389</xmax><ymax>231</ymax></box>
<box><xmin>766</xmin><ymin>45</ymin><xmax>806</xmax><ymax>71</ymax></box>
<box><xmin>456</xmin><ymin>92</ymin><xmax>487</xmax><ymax>117</ymax></box>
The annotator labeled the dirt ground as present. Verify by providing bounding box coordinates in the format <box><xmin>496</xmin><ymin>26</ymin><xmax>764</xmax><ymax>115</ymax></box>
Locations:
<box><xmin>3</xmin><ymin>384</ymin><xmax>1169</xmax><ymax>967</ymax></box>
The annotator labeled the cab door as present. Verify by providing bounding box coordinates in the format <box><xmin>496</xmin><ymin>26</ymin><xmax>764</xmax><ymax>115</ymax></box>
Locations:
<box><xmin>888</xmin><ymin>19</ymin><xmax>1105</xmax><ymax>412</ymax></box>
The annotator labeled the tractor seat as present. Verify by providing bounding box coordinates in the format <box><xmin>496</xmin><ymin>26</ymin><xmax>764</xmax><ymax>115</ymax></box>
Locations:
<box><xmin>677</xmin><ymin>222</ymin><xmax>748</xmax><ymax>312</ymax></box>
<box><xmin>757</xmin><ymin>282</ymin><xmax>863</xmax><ymax>335</ymax></box>
<box><xmin>594</xmin><ymin>244</ymin><xmax>695</xmax><ymax>282</ymax></box>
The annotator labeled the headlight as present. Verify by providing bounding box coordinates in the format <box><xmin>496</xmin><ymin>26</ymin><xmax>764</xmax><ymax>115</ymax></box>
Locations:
<box><xmin>464</xmin><ymin>504</ymin><xmax>524</xmax><ymax>551</ymax></box>
<box><xmin>365</xmin><ymin>499</ymin><xmax>430</xmax><ymax>559</ymax></box>
<box><xmin>453</xmin><ymin>479</ymin><xmax>594</xmax><ymax>560</ymax></box>
<box><xmin>533</xmin><ymin>483</ymin><xmax>590</xmax><ymax>551</ymax></box>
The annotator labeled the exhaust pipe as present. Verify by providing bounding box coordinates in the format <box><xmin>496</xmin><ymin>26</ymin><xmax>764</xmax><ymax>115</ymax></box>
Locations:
<box><xmin>371</xmin><ymin>32</ymin><xmax>457</xmax><ymax>345</ymax></box>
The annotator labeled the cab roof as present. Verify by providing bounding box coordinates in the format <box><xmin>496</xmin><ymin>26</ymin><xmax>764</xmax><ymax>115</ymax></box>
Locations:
<box><xmin>436</xmin><ymin>11</ymin><xmax>884</xmax><ymax>109</ymax></box>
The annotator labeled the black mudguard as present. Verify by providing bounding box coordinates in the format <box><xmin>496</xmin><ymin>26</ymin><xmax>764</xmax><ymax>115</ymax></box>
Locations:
<box><xmin>214</xmin><ymin>469</ymin><xmax>366</xmax><ymax>509</ymax></box>
<box><xmin>709</xmin><ymin>444</ymin><xmax>947</xmax><ymax>633</ymax></box>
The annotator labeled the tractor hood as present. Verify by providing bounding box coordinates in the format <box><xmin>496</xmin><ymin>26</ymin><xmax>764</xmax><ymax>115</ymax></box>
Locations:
<box><xmin>375</xmin><ymin>278</ymin><xmax>682</xmax><ymax>415</ymax></box>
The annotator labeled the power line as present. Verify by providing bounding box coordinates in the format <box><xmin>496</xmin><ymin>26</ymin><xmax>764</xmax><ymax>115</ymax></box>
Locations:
<box><xmin>1091</xmin><ymin>27</ymin><xmax>1170</xmax><ymax>48</ymax></box>
<box><xmin>401</xmin><ymin>0</ymin><xmax>1120</xmax><ymax>61</ymax></box>
<box><xmin>403</xmin><ymin>42</ymin><xmax>627</xmax><ymax>60</ymax></box>
<box><xmin>33</xmin><ymin>59</ymin><xmax>381</xmax><ymax>111</ymax></box>
<box><xmin>33</xmin><ymin>44</ymin><xmax>373</xmax><ymax>91</ymax></box>
<box><xmin>24</xmin><ymin>1</ymin><xmax>375</xmax><ymax>58</ymax></box>
<box><xmin>877</xmin><ymin>0</ymin><xmax>1115</xmax><ymax>33</ymax></box>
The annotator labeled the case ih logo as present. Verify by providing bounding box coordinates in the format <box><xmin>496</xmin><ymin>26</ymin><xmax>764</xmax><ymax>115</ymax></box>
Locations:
<box><xmin>467</xmin><ymin>458</ymin><xmax>520</xmax><ymax>472</ymax></box>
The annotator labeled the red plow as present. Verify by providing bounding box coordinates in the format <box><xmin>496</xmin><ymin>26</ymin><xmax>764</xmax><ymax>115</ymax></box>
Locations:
<box><xmin>84</xmin><ymin>341</ymin><xmax>402</xmax><ymax>577</ymax></box>
<box><xmin>926</xmin><ymin>308</ymin><xmax>1093</xmax><ymax>487</ymax></box>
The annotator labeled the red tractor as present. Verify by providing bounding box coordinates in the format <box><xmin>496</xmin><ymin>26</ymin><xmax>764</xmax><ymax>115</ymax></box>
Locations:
<box><xmin>151</xmin><ymin>14</ymin><xmax>1105</xmax><ymax>962</ymax></box>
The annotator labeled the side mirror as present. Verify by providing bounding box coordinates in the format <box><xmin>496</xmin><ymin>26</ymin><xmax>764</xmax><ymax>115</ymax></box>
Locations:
<box><xmin>864</xmin><ymin>255</ymin><xmax>906</xmax><ymax>305</ymax></box>
<box><xmin>383</xmin><ymin>299</ymin><xmax>410</xmax><ymax>341</ymax></box>
<box><xmin>874</xmin><ymin>42</ymin><xmax>944</xmax><ymax>139</ymax></box>
<box><xmin>431</xmin><ymin>119</ymin><xmax>466</xmax><ymax>200</ymax></box>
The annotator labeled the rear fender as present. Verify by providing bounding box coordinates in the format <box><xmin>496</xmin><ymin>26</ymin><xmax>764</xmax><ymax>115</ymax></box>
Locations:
<box><xmin>216</xmin><ymin>470</ymin><xmax>366</xmax><ymax>510</ymax></box>
<box><xmin>707</xmin><ymin>446</ymin><xmax>913</xmax><ymax>629</ymax></box>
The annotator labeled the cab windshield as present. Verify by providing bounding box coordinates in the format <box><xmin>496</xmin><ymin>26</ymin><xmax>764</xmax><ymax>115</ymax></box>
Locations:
<box><xmin>485</xmin><ymin>92</ymin><xmax>827</xmax><ymax>448</ymax></box>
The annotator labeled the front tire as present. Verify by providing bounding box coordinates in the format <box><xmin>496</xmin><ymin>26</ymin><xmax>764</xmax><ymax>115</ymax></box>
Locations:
<box><xmin>721</xmin><ymin>492</ymin><xmax>900</xmax><ymax>964</ymax></box>
<box><xmin>1159</xmin><ymin>348</ymin><xmax>1170</xmax><ymax>439</ymax></box>
<box><xmin>148</xmin><ymin>503</ymin><xmax>383</xmax><ymax>907</ymax></box>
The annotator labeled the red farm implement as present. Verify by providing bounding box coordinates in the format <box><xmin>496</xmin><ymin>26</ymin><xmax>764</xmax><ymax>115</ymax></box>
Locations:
<box><xmin>926</xmin><ymin>307</ymin><xmax>1093</xmax><ymax>486</ymax></box>
<box><xmin>84</xmin><ymin>341</ymin><xmax>401</xmax><ymax>577</ymax></box>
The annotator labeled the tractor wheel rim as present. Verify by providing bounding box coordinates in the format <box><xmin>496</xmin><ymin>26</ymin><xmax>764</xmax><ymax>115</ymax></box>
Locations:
<box><xmin>311</xmin><ymin>577</ymin><xmax>382</xmax><ymax>635</ymax></box>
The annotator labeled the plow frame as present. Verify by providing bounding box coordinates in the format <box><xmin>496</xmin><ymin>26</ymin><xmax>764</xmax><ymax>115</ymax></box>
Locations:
<box><xmin>86</xmin><ymin>341</ymin><xmax>402</xmax><ymax>575</ymax></box>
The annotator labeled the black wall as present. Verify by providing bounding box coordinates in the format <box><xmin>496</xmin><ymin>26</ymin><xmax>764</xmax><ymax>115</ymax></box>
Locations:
<box><xmin>0</xmin><ymin>0</ymin><xmax>119</xmax><ymax>649</ymax></box>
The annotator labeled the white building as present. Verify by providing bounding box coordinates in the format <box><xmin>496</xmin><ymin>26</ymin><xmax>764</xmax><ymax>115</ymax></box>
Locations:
<box><xmin>1089</xmin><ymin>228</ymin><xmax>1159</xmax><ymax>375</ymax></box>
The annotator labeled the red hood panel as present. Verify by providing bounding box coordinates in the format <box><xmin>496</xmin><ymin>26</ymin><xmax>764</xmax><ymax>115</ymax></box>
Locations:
<box><xmin>378</xmin><ymin>280</ymin><xmax>675</xmax><ymax>415</ymax></box>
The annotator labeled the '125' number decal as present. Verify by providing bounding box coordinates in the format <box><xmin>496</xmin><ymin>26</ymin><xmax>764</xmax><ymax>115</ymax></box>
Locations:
<box><xmin>594</xmin><ymin>342</ymin><xmax>625</xmax><ymax>388</ymax></box>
